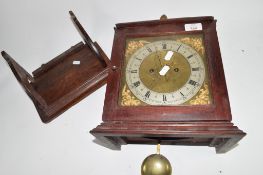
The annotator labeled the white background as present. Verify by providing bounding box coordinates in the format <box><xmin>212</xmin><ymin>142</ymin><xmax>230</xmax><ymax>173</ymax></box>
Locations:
<box><xmin>0</xmin><ymin>0</ymin><xmax>262</xmax><ymax>175</ymax></box>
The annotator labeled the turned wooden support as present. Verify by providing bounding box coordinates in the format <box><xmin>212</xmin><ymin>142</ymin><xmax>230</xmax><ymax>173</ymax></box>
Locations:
<box><xmin>1</xmin><ymin>51</ymin><xmax>46</xmax><ymax>107</ymax></box>
<box><xmin>69</xmin><ymin>11</ymin><xmax>104</xmax><ymax>63</ymax></box>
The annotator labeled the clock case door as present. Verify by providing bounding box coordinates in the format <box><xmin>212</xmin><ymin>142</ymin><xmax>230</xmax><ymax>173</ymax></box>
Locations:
<box><xmin>1</xmin><ymin>11</ymin><xmax>111</xmax><ymax>123</ymax></box>
<box><xmin>91</xmin><ymin>16</ymin><xmax>246</xmax><ymax>153</ymax></box>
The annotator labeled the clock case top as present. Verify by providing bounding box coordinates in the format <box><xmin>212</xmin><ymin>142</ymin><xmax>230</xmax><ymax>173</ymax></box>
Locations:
<box><xmin>90</xmin><ymin>16</ymin><xmax>246</xmax><ymax>153</ymax></box>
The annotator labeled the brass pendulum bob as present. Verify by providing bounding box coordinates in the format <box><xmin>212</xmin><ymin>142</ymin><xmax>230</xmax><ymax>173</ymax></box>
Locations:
<box><xmin>141</xmin><ymin>144</ymin><xmax>172</xmax><ymax>175</ymax></box>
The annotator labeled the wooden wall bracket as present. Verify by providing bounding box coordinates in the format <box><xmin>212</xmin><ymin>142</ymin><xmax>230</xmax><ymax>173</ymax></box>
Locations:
<box><xmin>1</xmin><ymin>11</ymin><xmax>111</xmax><ymax>123</ymax></box>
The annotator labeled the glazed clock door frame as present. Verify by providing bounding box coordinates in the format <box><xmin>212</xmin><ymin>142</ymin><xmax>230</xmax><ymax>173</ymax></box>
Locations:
<box><xmin>102</xmin><ymin>16</ymin><xmax>232</xmax><ymax>122</ymax></box>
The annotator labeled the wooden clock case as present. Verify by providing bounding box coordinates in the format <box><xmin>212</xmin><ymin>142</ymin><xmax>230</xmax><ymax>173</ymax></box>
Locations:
<box><xmin>1</xmin><ymin>12</ymin><xmax>245</xmax><ymax>153</ymax></box>
<box><xmin>90</xmin><ymin>16</ymin><xmax>246</xmax><ymax>153</ymax></box>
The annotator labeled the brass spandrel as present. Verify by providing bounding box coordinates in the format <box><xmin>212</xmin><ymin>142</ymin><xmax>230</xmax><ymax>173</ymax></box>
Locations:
<box><xmin>121</xmin><ymin>84</ymin><xmax>141</xmax><ymax>106</ymax></box>
<box><xmin>125</xmin><ymin>40</ymin><xmax>150</xmax><ymax>58</ymax></box>
<box><xmin>189</xmin><ymin>83</ymin><xmax>211</xmax><ymax>105</ymax></box>
<box><xmin>177</xmin><ymin>37</ymin><xmax>205</xmax><ymax>56</ymax></box>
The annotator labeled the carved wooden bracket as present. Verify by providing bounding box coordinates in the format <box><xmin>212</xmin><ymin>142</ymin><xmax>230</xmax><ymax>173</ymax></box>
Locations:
<box><xmin>1</xmin><ymin>11</ymin><xmax>111</xmax><ymax>123</ymax></box>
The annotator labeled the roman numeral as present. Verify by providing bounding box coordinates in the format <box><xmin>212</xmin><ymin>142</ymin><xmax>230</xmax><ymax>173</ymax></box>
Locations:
<box><xmin>162</xmin><ymin>43</ymin><xmax>167</xmax><ymax>49</ymax></box>
<box><xmin>192</xmin><ymin>67</ymin><xmax>200</xmax><ymax>71</ymax></box>
<box><xmin>177</xmin><ymin>44</ymin><xmax>182</xmax><ymax>51</ymax></box>
<box><xmin>147</xmin><ymin>48</ymin><xmax>152</xmax><ymax>52</ymax></box>
<box><xmin>145</xmin><ymin>91</ymin><xmax>151</xmax><ymax>98</ymax></box>
<box><xmin>136</xmin><ymin>57</ymin><xmax>142</xmax><ymax>61</ymax></box>
<box><xmin>180</xmin><ymin>92</ymin><xmax>184</xmax><ymax>96</ymax></box>
<box><xmin>133</xmin><ymin>81</ymin><xmax>140</xmax><ymax>87</ymax></box>
<box><xmin>163</xmin><ymin>95</ymin><xmax>167</xmax><ymax>101</ymax></box>
<box><xmin>130</xmin><ymin>70</ymin><xmax>137</xmax><ymax>73</ymax></box>
<box><xmin>189</xmin><ymin>80</ymin><xmax>198</xmax><ymax>86</ymax></box>
<box><xmin>187</xmin><ymin>54</ymin><xmax>193</xmax><ymax>59</ymax></box>
<box><xmin>180</xmin><ymin>92</ymin><xmax>186</xmax><ymax>99</ymax></box>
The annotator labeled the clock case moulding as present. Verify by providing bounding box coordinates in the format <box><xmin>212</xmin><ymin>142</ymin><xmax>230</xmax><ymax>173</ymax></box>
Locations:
<box><xmin>1</xmin><ymin>12</ymin><xmax>245</xmax><ymax>153</ymax></box>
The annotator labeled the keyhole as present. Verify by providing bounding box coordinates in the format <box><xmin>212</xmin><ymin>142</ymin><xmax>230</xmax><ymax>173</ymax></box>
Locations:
<box><xmin>174</xmin><ymin>68</ymin><xmax>179</xmax><ymax>72</ymax></box>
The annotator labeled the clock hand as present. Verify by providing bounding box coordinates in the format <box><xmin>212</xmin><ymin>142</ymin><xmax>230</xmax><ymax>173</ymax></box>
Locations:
<box><xmin>158</xmin><ymin>56</ymin><xmax>163</xmax><ymax>67</ymax></box>
<box><xmin>159</xmin><ymin>65</ymin><xmax>170</xmax><ymax>76</ymax></box>
<box><xmin>158</xmin><ymin>65</ymin><xmax>170</xmax><ymax>82</ymax></box>
<box><xmin>155</xmin><ymin>51</ymin><xmax>163</xmax><ymax>67</ymax></box>
<box><xmin>158</xmin><ymin>51</ymin><xmax>174</xmax><ymax>77</ymax></box>
<box><xmin>164</xmin><ymin>51</ymin><xmax>174</xmax><ymax>61</ymax></box>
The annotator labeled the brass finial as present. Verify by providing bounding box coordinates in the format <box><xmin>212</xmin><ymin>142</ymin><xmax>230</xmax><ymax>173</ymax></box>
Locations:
<box><xmin>160</xmin><ymin>14</ymin><xmax>168</xmax><ymax>20</ymax></box>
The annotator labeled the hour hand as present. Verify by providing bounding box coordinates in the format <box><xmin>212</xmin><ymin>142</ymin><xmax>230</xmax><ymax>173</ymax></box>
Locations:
<box><xmin>158</xmin><ymin>51</ymin><xmax>174</xmax><ymax>76</ymax></box>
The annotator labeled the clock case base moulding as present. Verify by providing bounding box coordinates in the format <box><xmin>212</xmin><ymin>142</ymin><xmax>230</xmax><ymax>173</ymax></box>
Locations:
<box><xmin>91</xmin><ymin>121</ymin><xmax>245</xmax><ymax>153</ymax></box>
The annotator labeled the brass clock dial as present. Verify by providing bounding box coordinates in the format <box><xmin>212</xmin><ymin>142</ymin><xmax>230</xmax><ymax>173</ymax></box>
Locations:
<box><xmin>125</xmin><ymin>40</ymin><xmax>205</xmax><ymax>105</ymax></box>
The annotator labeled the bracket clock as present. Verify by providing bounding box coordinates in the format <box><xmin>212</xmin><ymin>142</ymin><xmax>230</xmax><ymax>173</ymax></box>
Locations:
<box><xmin>1</xmin><ymin>12</ymin><xmax>245</xmax><ymax>153</ymax></box>
<box><xmin>90</xmin><ymin>15</ymin><xmax>246</xmax><ymax>153</ymax></box>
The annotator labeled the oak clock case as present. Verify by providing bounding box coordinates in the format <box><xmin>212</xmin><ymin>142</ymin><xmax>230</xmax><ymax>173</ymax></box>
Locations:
<box><xmin>90</xmin><ymin>16</ymin><xmax>246</xmax><ymax>153</ymax></box>
<box><xmin>1</xmin><ymin>13</ymin><xmax>245</xmax><ymax>153</ymax></box>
